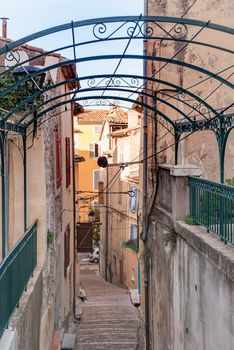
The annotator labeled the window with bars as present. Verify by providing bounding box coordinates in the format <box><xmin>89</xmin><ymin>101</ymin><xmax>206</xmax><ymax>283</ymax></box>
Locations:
<box><xmin>64</xmin><ymin>224</ymin><xmax>70</xmax><ymax>277</ymax></box>
<box><xmin>65</xmin><ymin>137</ymin><xmax>71</xmax><ymax>187</ymax></box>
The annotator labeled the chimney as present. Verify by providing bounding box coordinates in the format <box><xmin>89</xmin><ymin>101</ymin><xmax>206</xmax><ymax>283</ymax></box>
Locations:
<box><xmin>0</xmin><ymin>18</ymin><xmax>9</xmax><ymax>39</ymax></box>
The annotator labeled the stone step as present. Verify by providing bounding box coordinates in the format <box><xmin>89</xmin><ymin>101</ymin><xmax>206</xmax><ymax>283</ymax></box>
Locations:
<box><xmin>76</xmin><ymin>342</ymin><xmax>137</xmax><ymax>350</ymax></box>
<box><xmin>77</xmin><ymin>333</ymin><xmax>138</xmax><ymax>343</ymax></box>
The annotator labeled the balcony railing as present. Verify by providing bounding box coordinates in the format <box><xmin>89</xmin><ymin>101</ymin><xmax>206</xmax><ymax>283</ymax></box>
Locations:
<box><xmin>0</xmin><ymin>221</ymin><xmax>37</xmax><ymax>337</ymax></box>
<box><xmin>188</xmin><ymin>177</ymin><xmax>234</xmax><ymax>244</ymax></box>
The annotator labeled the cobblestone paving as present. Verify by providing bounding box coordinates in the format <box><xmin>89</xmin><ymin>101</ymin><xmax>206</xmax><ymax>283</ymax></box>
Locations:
<box><xmin>75</xmin><ymin>264</ymin><xmax>141</xmax><ymax>350</ymax></box>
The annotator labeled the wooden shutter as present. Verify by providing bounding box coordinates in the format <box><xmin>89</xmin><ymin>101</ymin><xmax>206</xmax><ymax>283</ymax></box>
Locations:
<box><xmin>55</xmin><ymin>131</ymin><xmax>62</xmax><ymax>189</ymax></box>
<box><xmin>65</xmin><ymin>137</ymin><xmax>71</xmax><ymax>187</ymax></box>
<box><xmin>94</xmin><ymin>143</ymin><xmax>99</xmax><ymax>158</ymax></box>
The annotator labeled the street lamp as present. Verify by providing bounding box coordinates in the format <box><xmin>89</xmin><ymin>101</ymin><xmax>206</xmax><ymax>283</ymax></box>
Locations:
<box><xmin>88</xmin><ymin>209</ymin><xmax>96</xmax><ymax>223</ymax></box>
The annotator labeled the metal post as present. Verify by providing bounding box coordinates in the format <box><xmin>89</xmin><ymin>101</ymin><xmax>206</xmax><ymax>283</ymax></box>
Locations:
<box><xmin>217</xmin><ymin>115</ymin><xmax>226</xmax><ymax>184</ymax></box>
<box><xmin>174</xmin><ymin>131</ymin><xmax>180</xmax><ymax>165</ymax></box>
<box><xmin>0</xmin><ymin>132</ymin><xmax>6</xmax><ymax>258</ymax></box>
<box><xmin>22</xmin><ymin>134</ymin><xmax>27</xmax><ymax>231</ymax></box>
<box><xmin>105</xmin><ymin>166</ymin><xmax>109</xmax><ymax>281</ymax></box>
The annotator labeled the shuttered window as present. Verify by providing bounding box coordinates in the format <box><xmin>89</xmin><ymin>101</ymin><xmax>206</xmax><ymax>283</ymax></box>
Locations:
<box><xmin>55</xmin><ymin>131</ymin><xmax>62</xmax><ymax>189</ymax></box>
<box><xmin>65</xmin><ymin>137</ymin><xmax>71</xmax><ymax>187</ymax></box>
<box><xmin>64</xmin><ymin>225</ymin><xmax>70</xmax><ymax>277</ymax></box>
<box><xmin>89</xmin><ymin>142</ymin><xmax>101</xmax><ymax>158</ymax></box>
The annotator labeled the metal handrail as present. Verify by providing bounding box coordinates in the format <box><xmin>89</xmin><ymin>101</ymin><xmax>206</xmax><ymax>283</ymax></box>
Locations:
<box><xmin>0</xmin><ymin>220</ymin><xmax>38</xmax><ymax>337</ymax></box>
<box><xmin>188</xmin><ymin>177</ymin><xmax>234</xmax><ymax>244</ymax></box>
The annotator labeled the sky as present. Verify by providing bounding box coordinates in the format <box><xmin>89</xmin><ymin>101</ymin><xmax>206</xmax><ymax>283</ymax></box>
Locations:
<box><xmin>1</xmin><ymin>0</ymin><xmax>144</xmax><ymax>40</ymax></box>
<box><xmin>1</xmin><ymin>0</ymin><xmax>144</xmax><ymax>108</ymax></box>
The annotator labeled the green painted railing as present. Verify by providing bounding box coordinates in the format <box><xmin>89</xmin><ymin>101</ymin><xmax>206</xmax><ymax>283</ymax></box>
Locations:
<box><xmin>0</xmin><ymin>221</ymin><xmax>37</xmax><ymax>337</ymax></box>
<box><xmin>188</xmin><ymin>177</ymin><xmax>234</xmax><ymax>244</ymax></box>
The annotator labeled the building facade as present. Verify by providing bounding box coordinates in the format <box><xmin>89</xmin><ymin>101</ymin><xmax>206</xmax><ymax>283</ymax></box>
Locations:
<box><xmin>0</xmin><ymin>38</ymin><xmax>78</xmax><ymax>350</ymax></box>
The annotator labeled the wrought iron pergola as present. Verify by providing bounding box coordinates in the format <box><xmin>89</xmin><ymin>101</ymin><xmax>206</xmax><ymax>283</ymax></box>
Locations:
<box><xmin>0</xmin><ymin>16</ymin><xmax>233</xmax><ymax>255</ymax></box>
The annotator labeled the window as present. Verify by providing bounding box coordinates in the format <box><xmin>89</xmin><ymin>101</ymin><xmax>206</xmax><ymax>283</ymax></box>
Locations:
<box><xmin>93</xmin><ymin>170</ymin><xmax>100</xmax><ymax>190</ymax></box>
<box><xmin>130</xmin><ymin>224</ymin><xmax>138</xmax><ymax>240</ymax></box>
<box><xmin>89</xmin><ymin>142</ymin><xmax>101</xmax><ymax>159</ymax></box>
<box><xmin>65</xmin><ymin>137</ymin><xmax>71</xmax><ymax>187</ymax></box>
<box><xmin>55</xmin><ymin>131</ymin><xmax>62</xmax><ymax>189</ymax></box>
<box><xmin>93</xmin><ymin>125</ymin><xmax>102</xmax><ymax>134</ymax></box>
<box><xmin>129</xmin><ymin>187</ymin><xmax>138</xmax><ymax>212</ymax></box>
<box><xmin>64</xmin><ymin>224</ymin><xmax>70</xmax><ymax>277</ymax></box>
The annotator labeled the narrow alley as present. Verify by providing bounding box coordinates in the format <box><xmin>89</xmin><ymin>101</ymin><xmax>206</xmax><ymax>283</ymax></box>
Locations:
<box><xmin>75</xmin><ymin>260</ymin><xmax>142</xmax><ymax>350</ymax></box>
<box><xmin>0</xmin><ymin>2</ymin><xmax>234</xmax><ymax>350</ymax></box>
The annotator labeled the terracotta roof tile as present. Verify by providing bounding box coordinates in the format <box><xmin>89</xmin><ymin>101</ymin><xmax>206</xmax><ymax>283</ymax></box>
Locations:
<box><xmin>77</xmin><ymin>110</ymin><xmax>109</xmax><ymax>124</ymax></box>
<box><xmin>77</xmin><ymin>107</ymin><xmax>128</xmax><ymax>124</ymax></box>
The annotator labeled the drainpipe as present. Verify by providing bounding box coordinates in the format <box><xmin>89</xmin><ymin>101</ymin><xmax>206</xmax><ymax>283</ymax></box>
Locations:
<box><xmin>142</xmin><ymin>43</ymin><xmax>150</xmax><ymax>350</ymax></box>
<box><xmin>142</xmin><ymin>2</ymin><xmax>150</xmax><ymax>348</ymax></box>
<box><xmin>71</xmin><ymin>105</ymin><xmax>79</xmax><ymax>320</ymax></box>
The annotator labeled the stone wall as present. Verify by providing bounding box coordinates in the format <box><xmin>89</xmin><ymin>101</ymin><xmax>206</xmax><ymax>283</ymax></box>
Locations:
<box><xmin>147</xmin><ymin>165</ymin><xmax>234</xmax><ymax>349</ymax></box>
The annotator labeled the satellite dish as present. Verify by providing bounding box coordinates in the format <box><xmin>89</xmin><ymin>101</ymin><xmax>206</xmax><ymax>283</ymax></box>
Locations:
<box><xmin>4</xmin><ymin>50</ymin><xmax>29</xmax><ymax>68</ymax></box>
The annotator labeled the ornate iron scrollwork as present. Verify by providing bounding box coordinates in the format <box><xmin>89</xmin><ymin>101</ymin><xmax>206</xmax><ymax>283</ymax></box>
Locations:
<box><xmin>172</xmin><ymin>23</ymin><xmax>188</xmax><ymax>38</ymax></box>
<box><xmin>93</xmin><ymin>21</ymin><xmax>141</xmax><ymax>40</ymax></box>
<box><xmin>87</xmin><ymin>76</ymin><xmax>139</xmax><ymax>88</ymax></box>
<box><xmin>92</xmin><ymin>20</ymin><xmax>188</xmax><ymax>40</ymax></box>
<box><xmin>82</xmin><ymin>98</ymin><xmax>119</xmax><ymax>107</ymax></box>
<box><xmin>4</xmin><ymin>50</ymin><xmax>20</xmax><ymax>68</ymax></box>
<box><xmin>193</xmin><ymin>102</ymin><xmax>211</xmax><ymax>119</ymax></box>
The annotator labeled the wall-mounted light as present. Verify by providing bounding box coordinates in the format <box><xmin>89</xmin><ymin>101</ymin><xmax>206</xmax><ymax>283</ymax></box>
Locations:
<box><xmin>88</xmin><ymin>209</ymin><xmax>96</xmax><ymax>223</ymax></box>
